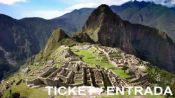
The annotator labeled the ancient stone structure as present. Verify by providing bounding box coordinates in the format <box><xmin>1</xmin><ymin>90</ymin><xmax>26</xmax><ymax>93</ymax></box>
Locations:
<box><xmin>27</xmin><ymin>61</ymin><xmax>128</xmax><ymax>89</ymax></box>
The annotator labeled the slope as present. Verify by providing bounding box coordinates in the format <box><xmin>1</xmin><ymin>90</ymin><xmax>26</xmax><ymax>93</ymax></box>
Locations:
<box><xmin>75</xmin><ymin>4</ymin><xmax>175</xmax><ymax>74</ymax></box>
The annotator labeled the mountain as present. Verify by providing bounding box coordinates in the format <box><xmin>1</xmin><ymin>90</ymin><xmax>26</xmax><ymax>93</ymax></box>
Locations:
<box><xmin>1</xmin><ymin>0</ymin><xmax>175</xmax><ymax>79</ymax></box>
<box><xmin>0</xmin><ymin>15</ymin><xmax>58</xmax><ymax>79</ymax></box>
<box><xmin>0</xmin><ymin>10</ymin><xmax>91</xmax><ymax>79</ymax></box>
<box><xmin>51</xmin><ymin>8</ymin><xmax>94</xmax><ymax>36</ymax></box>
<box><xmin>1</xmin><ymin>25</ymin><xmax>175</xmax><ymax>98</ymax></box>
<box><xmin>54</xmin><ymin>1</ymin><xmax>175</xmax><ymax>41</ymax></box>
<box><xmin>111</xmin><ymin>1</ymin><xmax>175</xmax><ymax>42</ymax></box>
<box><xmin>19</xmin><ymin>18</ymin><xmax>56</xmax><ymax>48</ymax></box>
<box><xmin>43</xmin><ymin>28</ymin><xmax>68</xmax><ymax>54</ymax></box>
<box><xmin>1</xmin><ymin>4</ymin><xmax>175</xmax><ymax>97</ymax></box>
<box><xmin>0</xmin><ymin>8</ymin><xmax>94</xmax><ymax>79</ymax></box>
<box><xmin>0</xmin><ymin>14</ymin><xmax>37</xmax><ymax>79</ymax></box>
<box><xmin>75</xmin><ymin>4</ymin><xmax>175</xmax><ymax>74</ymax></box>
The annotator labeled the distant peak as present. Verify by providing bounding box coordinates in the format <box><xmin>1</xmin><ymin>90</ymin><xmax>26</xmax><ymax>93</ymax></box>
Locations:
<box><xmin>90</xmin><ymin>4</ymin><xmax>117</xmax><ymax>19</ymax></box>
<box><xmin>98</xmin><ymin>4</ymin><xmax>110</xmax><ymax>10</ymax></box>
<box><xmin>96</xmin><ymin>4</ymin><xmax>113</xmax><ymax>13</ymax></box>
<box><xmin>83</xmin><ymin>4</ymin><xmax>121</xmax><ymax>30</ymax></box>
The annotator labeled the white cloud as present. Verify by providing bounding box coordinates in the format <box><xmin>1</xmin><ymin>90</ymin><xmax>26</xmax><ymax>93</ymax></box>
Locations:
<box><xmin>27</xmin><ymin>0</ymin><xmax>130</xmax><ymax>19</ymax></box>
<box><xmin>66</xmin><ymin>3</ymin><xmax>98</xmax><ymax>10</ymax></box>
<box><xmin>61</xmin><ymin>0</ymin><xmax>175</xmax><ymax>10</ymax></box>
<box><xmin>51</xmin><ymin>0</ymin><xmax>129</xmax><ymax>19</ymax></box>
<box><xmin>140</xmin><ymin>0</ymin><xmax>175</xmax><ymax>7</ymax></box>
<box><xmin>6</xmin><ymin>0</ymin><xmax>175</xmax><ymax>19</ymax></box>
<box><xmin>0</xmin><ymin>0</ymin><xmax>26</xmax><ymax>5</ymax></box>
<box><xmin>21</xmin><ymin>10</ymin><xmax>70</xmax><ymax>19</ymax></box>
<box><xmin>136</xmin><ymin>0</ymin><xmax>175</xmax><ymax>7</ymax></box>
<box><xmin>63</xmin><ymin>0</ymin><xmax>130</xmax><ymax>10</ymax></box>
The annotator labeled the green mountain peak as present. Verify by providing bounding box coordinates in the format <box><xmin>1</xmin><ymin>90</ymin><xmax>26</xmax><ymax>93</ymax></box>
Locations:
<box><xmin>44</xmin><ymin>28</ymin><xmax>68</xmax><ymax>54</ymax></box>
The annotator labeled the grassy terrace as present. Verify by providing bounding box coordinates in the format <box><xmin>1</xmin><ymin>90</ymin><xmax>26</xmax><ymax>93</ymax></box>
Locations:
<box><xmin>71</xmin><ymin>46</ymin><xmax>130</xmax><ymax>79</ymax></box>
<box><xmin>112</xmin><ymin>69</ymin><xmax>130</xmax><ymax>79</ymax></box>
<box><xmin>3</xmin><ymin>82</ymin><xmax>69</xmax><ymax>98</ymax></box>
<box><xmin>71</xmin><ymin>46</ymin><xmax>113</xmax><ymax>68</ymax></box>
<box><xmin>3</xmin><ymin>83</ymin><xmax>48</xmax><ymax>98</ymax></box>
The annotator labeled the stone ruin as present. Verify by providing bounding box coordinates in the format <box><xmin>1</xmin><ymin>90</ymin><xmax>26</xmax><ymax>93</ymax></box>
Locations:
<box><xmin>97</xmin><ymin>45</ymin><xmax>150</xmax><ymax>87</ymax></box>
<box><xmin>27</xmin><ymin>61</ymin><xmax>128</xmax><ymax>89</ymax></box>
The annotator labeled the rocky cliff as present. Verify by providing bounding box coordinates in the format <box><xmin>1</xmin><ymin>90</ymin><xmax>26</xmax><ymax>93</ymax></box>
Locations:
<box><xmin>76</xmin><ymin>4</ymin><xmax>175</xmax><ymax>73</ymax></box>
<box><xmin>44</xmin><ymin>28</ymin><xmax>68</xmax><ymax>53</ymax></box>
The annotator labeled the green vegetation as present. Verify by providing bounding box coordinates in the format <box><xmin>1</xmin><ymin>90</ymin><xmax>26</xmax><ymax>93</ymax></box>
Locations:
<box><xmin>71</xmin><ymin>46</ymin><xmax>131</xmax><ymax>79</ymax></box>
<box><xmin>33</xmin><ymin>38</ymin><xmax>77</xmax><ymax>63</ymax></box>
<box><xmin>3</xmin><ymin>83</ymin><xmax>69</xmax><ymax>98</ymax></box>
<box><xmin>72</xmin><ymin>46</ymin><xmax>113</xmax><ymax>68</ymax></box>
<box><xmin>112</xmin><ymin>68</ymin><xmax>130</xmax><ymax>79</ymax></box>
<box><xmin>148</xmin><ymin>66</ymin><xmax>175</xmax><ymax>98</ymax></box>
<box><xmin>2</xmin><ymin>44</ymin><xmax>174</xmax><ymax>98</ymax></box>
<box><xmin>3</xmin><ymin>83</ymin><xmax>48</xmax><ymax>98</ymax></box>
<box><xmin>85</xmin><ymin>27</ymin><xmax>100</xmax><ymax>42</ymax></box>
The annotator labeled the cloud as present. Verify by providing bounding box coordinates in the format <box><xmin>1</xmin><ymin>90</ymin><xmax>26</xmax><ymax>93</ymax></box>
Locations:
<box><xmin>14</xmin><ymin>0</ymin><xmax>131</xmax><ymax>19</ymax></box>
<box><xmin>61</xmin><ymin>0</ymin><xmax>175</xmax><ymax>9</ymax></box>
<box><xmin>63</xmin><ymin>0</ymin><xmax>130</xmax><ymax>10</ymax></box>
<box><xmin>30</xmin><ymin>0</ymin><xmax>130</xmax><ymax>19</ymax></box>
<box><xmin>0</xmin><ymin>0</ymin><xmax>26</xmax><ymax>5</ymax></box>
<box><xmin>54</xmin><ymin>0</ymin><xmax>130</xmax><ymax>19</ymax></box>
<box><xmin>2</xmin><ymin>0</ymin><xmax>175</xmax><ymax>19</ymax></box>
<box><xmin>66</xmin><ymin>3</ymin><xmax>98</xmax><ymax>10</ymax></box>
<box><xmin>21</xmin><ymin>10</ymin><xmax>70</xmax><ymax>19</ymax></box>
<box><xmin>139</xmin><ymin>0</ymin><xmax>175</xmax><ymax>7</ymax></box>
<box><xmin>33</xmin><ymin>0</ymin><xmax>175</xmax><ymax>19</ymax></box>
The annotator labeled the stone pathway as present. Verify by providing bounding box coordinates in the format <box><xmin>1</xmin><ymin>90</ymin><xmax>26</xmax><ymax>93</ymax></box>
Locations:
<box><xmin>98</xmin><ymin>48</ymin><xmax>118</xmax><ymax>68</ymax></box>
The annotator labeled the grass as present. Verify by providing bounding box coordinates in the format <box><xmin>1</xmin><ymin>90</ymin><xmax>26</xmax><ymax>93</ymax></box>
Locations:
<box><xmin>3</xmin><ymin>83</ymin><xmax>70</xmax><ymax>98</ymax></box>
<box><xmin>112</xmin><ymin>68</ymin><xmax>130</xmax><ymax>79</ymax></box>
<box><xmin>72</xmin><ymin>47</ymin><xmax>113</xmax><ymax>68</ymax></box>
<box><xmin>3</xmin><ymin>45</ymin><xmax>170</xmax><ymax>98</ymax></box>
<box><xmin>3</xmin><ymin>83</ymin><xmax>48</xmax><ymax>98</ymax></box>
<box><xmin>72</xmin><ymin>46</ymin><xmax>131</xmax><ymax>79</ymax></box>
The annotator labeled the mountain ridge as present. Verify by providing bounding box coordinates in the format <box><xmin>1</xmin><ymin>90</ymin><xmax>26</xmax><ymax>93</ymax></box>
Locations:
<box><xmin>0</xmin><ymin>16</ymin><xmax>59</xmax><ymax>79</ymax></box>
<box><xmin>75</xmin><ymin>4</ymin><xmax>175</xmax><ymax>74</ymax></box>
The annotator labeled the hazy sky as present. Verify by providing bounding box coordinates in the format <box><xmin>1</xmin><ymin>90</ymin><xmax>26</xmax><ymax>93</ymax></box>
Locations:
<box><xmin>0</xmin><ymin>0</ymin><xmax>174</xmax><ymax>19</ymax></box>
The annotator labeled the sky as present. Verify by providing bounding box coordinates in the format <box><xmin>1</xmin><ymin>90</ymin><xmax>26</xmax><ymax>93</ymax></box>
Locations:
<box><xmin>0</xmin><ymin>0</ymin><xmax>175</xmax><ymax>19</ymax></box>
